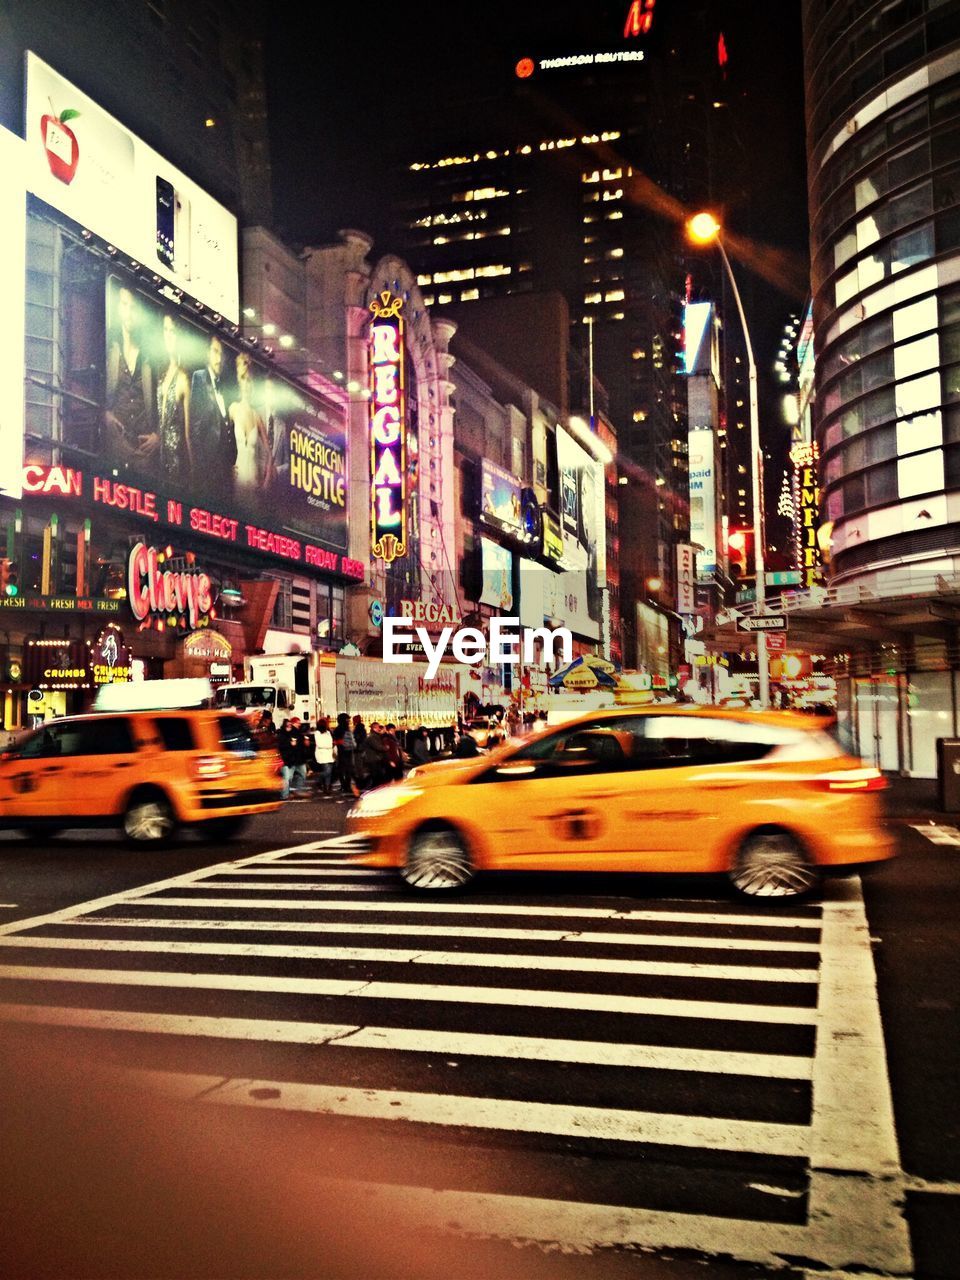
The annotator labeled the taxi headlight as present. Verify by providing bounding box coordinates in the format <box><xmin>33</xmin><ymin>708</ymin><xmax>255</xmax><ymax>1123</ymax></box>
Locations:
<box><xmin>350</xmin><ymin>787</ymin><xmax>423</xmax><ymax>819</ymax></box>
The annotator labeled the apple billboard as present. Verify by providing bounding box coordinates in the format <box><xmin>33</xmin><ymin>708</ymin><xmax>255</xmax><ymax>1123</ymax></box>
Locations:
<box><xmin>25</xmin><ymin>52</ymin><xmax>239</xmax><ymax>324</ymax></box>
<box><xmin>0</xmin><ymin>124</ymin><xmax>26</xmax><ymax>502</ymax></box>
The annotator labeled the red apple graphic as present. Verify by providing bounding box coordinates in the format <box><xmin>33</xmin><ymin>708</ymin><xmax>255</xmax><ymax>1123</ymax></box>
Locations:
<box><xmin>41</xmin><ymin>108</ymin><xmax>80</xmax><ymax>184</ymax></box>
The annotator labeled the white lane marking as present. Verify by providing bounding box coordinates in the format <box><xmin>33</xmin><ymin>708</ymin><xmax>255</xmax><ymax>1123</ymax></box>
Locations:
<box><xmin>0</xmin><ymin>933</ymin><xmax>818</xmax><ymax>983</ymax></box>
<box><xmin>0</xmin><ymin>840</ymin><xmax>335</xmax><ymax>939</ymax></box>
<box><xmin>0</xmin><ymin>964</ymin><xmax>817</xmax><ymax>1024</ymax></box>
<box><xmin>138</xmin><ymin>887</ymin><xmax>392</xmax><ymax>897</ymax></box>
<box><xmin>902</xmin><ymin>1175</ymin><xmax>960</xmax><ymax>1194</ymax></box>
<box><xmin>805</xmin><ymin>878</ymin><xmax>913</xmax><ymax>1275</ymax></box>
<box><xmin>909</xmin><ymin>822</ymin><xmax>960</xmax><ymax>846</ymax></box>
<box><xmin>126</xmin><ymin>896</ymin><xmax>822</xmax><ymax>929</ymax></box>
<box><xmin>128</xmin><ymin>1068</ymin><xmax>813</xmax><ymax>1157</ymax></box>
<box><xmin>0</xmin><ymin>904</ymin><xmax>17</xmax><ymax>909</ymax></box>
<box><xmin>68</xmin><ymin>917</ymin><xmax>822</xmax><ymax>953</ymax></box>
<box><xmin>0</xmin><ymin>1002</ymin><xmax>814</xmax><ymax>1079</ymax></box>
<box><xmin>291</xmin><ymin>830</ymin><xmax>340</xmax><ymax>835</ymax></box>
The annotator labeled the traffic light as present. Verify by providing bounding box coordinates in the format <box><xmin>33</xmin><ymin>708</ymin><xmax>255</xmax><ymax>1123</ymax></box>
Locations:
<box><xmin>0</xmin><ymin>559</ymin><xmax>15</xmax><ymax>597</ymax></box>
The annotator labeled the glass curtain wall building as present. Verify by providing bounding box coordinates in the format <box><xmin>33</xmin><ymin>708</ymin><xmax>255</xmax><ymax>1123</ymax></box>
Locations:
<box><xmin>803</xmin><ymin>0</ymin><xmax>960</xmax><ymax>776</ymax></box>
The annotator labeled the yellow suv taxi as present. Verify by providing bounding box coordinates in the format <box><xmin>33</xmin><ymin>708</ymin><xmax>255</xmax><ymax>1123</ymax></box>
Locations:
<box><xmin>0</xmin><ymin>710</ymin><xmax>282</xmax><ymax>843</ymax></box>
<box><xmin>347</xmin><ymin>704</ymin><xmax>895</xmax><ymax>899</ymax></box>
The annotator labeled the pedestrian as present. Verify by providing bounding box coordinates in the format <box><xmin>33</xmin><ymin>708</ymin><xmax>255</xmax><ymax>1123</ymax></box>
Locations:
<box><xmin>453</xmin><ymin>726</ymin><xmax>481</xmax><ymax>758</ymax></box>
<box><xmin>383</xmin><ymin>723</ymin><xmax>405</xmax><ymax>782</ymax></box>
<box><xmin>409</xmin><ymin>727</ymin><xmax>431</xmax><ymax>767</ymax></box>
<box><xmin>277</xmin><ymin>717</ymin><xmax>297</xmax><ymax>799</ymax></box>
<box><xmin>360</xmin><ymin>721</ymin><xmax>389</xmax><ymax>790</ymax></box>
<box><xmin>279</xmin><ymin>715</ymin><xmax>309</xmax><ymax>798</ymax></box>
<box><xmin>254</xmin><ymin>710</ymin><xmax>277</xmax><ymax>751</ymax></box>
<box><xmin>352</xmin><ymin>715</ymin><xmax>367</xmax><ymax>750</ymax></box>
<box><xmin>313</xmin><ymin>716</ymin><xmax>335</xmax><ymax>796</ymax></box>
<box><xmin>506</xmin><ymin>706</ymin><xmax>520</xmax><ymax>738</ymax></box>
<box><xmin>332</xmin><ymin>712</ymin><xmax>358</xmax><ymax>797</ymax></box>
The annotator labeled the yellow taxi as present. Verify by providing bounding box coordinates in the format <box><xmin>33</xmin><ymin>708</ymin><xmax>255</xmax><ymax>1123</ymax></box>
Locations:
<box><xmin>347</xmin><ymin>704</ymin><xmax>894</xmax><ymax>899</ymax></box>
<box><xmin>0</xmin><ymin>709</ymin><xmax>282</xmax><ymax>843</ymax></box>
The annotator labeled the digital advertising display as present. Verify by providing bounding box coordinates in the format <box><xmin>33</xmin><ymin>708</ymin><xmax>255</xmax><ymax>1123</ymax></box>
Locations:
<box><xmin>480</xmin><ymin>459</ymin><xmax>523</xmax><ymax>538</ymax></box>
<box><xmin>556</xmin><ymin>426</ymin><xmax>606</xmax><ymax>588</ymax></box>
<box><xmin>97</xmin><ymin>276</ymin><xmax>348</xmax><ymax>555</ymax></box>
<box><xmin>480</xmin><ymin>538</ymin><xmax>514</xmax><ymax>611</ymax></box>
<box><xmin>25</xmin><ymin>52</ymin><xmax>239</xmax><ymax>323</ymax></box>
<box><xmin>0</xmin><ymin>124</ymin><xmax>26</xmax><ymax>502</ymax></box>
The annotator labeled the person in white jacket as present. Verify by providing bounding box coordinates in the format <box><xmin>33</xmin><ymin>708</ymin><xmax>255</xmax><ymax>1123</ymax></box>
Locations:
<box><xmin>313</xmin><ymin>717</ymin><xmax>336</xmax><ymax>796</ymax></box>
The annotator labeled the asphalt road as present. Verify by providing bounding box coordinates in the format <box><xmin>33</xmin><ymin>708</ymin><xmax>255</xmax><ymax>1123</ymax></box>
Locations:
<box><xmin>0</xmin><ymin>799</ymin><xmax>957</xmax><ymax>1280</ymax></box>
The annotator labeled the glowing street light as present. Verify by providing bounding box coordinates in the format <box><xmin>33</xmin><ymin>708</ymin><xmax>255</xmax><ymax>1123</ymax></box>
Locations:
<box><xmin>686</xmin><ymin>211</ymin><xmax>770</xmax><ymax>708</ymax></box>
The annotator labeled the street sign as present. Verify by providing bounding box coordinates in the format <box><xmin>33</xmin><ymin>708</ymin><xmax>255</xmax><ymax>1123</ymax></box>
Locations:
<box><xmin>765</xmin><ymin>631</ymin><xmax>787</xmax><ymax>653</ymax></box>
<box><xmin>736</xmin><ymin>614</ymin><xmax>787</xmax><ymax>633</ymax></box>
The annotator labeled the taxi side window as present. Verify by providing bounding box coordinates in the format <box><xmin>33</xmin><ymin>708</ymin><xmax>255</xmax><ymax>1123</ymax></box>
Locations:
<box><xmin>52</xmin><ymin>718</ymin><xmax>136</xmax><ymax>757</ymax></box>
<box><xmin>154</xmin><ymin>718</ymin><xmax>197</xmax><ymax>751</ymax></box>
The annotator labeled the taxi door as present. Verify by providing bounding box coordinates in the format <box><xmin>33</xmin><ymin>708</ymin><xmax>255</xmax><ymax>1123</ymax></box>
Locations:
<box><xmin>469</xmin><ymin>719</ymin><xmax>642</xmax><ymax>871</ymax></box>
<box><xmin>0</xmin><ymin>724</ymin><xmax>73</xmax><ymax>819</ymax></box>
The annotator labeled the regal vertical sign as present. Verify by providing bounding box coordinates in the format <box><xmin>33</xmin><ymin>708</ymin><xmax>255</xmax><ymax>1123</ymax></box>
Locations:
<box><xmin>369</xmin><ymin>291</ymin><xmax>406</xmax><ymax>564</ymax></box>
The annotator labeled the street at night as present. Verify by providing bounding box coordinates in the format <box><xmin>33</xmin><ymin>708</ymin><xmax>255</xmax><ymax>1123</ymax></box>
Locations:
<box><xmin>2</xmin><ymin>0</ymin><xmax>960</xmax><ymax>1275</ymax></box>
<box><xmin>1</xmin><ymin>794</ymin><xmax>958</xmax><ymax>1278</ymax></box>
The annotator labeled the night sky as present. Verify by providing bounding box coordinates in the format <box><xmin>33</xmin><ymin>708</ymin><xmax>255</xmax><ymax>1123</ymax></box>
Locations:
<box><xmin>264</xmin><ymin>1</ymin><xmax>808</xmax><ymax>267</ymax></box>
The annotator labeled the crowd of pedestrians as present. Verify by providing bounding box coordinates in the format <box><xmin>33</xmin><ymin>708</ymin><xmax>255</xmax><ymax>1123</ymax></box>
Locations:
<box><xmin>250</xmin><ymin>705</ymin><xmax>538</xmax><ymax>802</ymax></box>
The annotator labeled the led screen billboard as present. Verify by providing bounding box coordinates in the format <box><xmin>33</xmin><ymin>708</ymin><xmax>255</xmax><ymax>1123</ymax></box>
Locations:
<box><xmin>98</xmin><ymin>276</ymin><xmax>347</xmax><ymax>553</ymax></box>
<box><xmin>480</xmin><ymin>459</ymin><xmax>523</xmax><ymax>538</ymax></box>
<box><xmin>480</xmin><ymin>538</ymin><xmax>514</xmax><ymax>610</ymax></box>
<box><xmin>556</xmin><ymin>427</ymin><xmax>606</xmax><ymax>585</ymax></box>
<box><xmin>25</xmin><ymin>52</ymin><xmax>239</xmax><ymax>323</ymax></box>
<box><xmin>0</xmin><ymin>124</ymin><xmax>25</xmax><ymax>502</ymax></box>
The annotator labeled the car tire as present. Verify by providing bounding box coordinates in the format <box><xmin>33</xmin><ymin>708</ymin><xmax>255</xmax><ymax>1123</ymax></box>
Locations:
<box><xmin>123</xmin><ymin>792</ymin><xmax>177</xmax><ymax>846</ymax></box>
<box><xmin>199</xmin><ymin>816</ymin><xmax>249</xmax><ymax>841</ymax></box>
<box><xmin>401</xmin><ymin>825</ymin><xmax>475</xmax><ymax>891</ymax></box>
<box><xmin>730</xmin><ymin>829</ymin><xmax>819</xmax><ymax>900</ymax></box>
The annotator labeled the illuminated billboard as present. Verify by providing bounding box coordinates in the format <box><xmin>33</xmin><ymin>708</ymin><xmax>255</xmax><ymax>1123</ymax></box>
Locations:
<box><xmin>25</xmin><ymin>52</ymin><xmax>239</xmax><ymax>323</ymax></box>
<box><xmin>480</xmin><ymin>538</ymin><xmax>514</xmax><ymax>610</ymax></box>
<box><xmin>480</xmin><ymin>459</ymin><xmax>523</xmax><ymax>538</ymax></box>
<box><xmin>0</xmin><ymin>124</ymin><xmax>25</xmax><ymax>502</ymax></box>
<box><xmin>97</xmin><ymin>276</ymin><xmax>347</xmax><ymax>552</ymax></box>
<box><xmin>556</xmin><ymin>426</ymin><xmax>606</xmax><ymax>587</ymax></box>
<box><xmin>369</xmin><ymin>291</ymin><xmax>406</xmax><ymax>564</ymax></box>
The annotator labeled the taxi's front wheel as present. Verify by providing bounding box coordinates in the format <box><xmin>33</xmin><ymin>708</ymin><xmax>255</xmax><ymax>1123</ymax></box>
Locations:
<box><xmin>402</xmin><ymin>825</ymin><xmax>474</xmax><ymax>891</ymax></box>
<box><xmin>123</xmin><ymin>792</ymin><xmax>177</xmax><ymax>845</ymax></box>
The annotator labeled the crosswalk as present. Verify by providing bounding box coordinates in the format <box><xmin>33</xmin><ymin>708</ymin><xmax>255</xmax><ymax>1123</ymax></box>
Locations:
<box><xmin>0</xmin><ymin>841</ymin><xmax>912</xmax><ymax>1277</ymax></box>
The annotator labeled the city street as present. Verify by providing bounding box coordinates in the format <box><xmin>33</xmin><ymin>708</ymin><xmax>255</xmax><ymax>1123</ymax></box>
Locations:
<box><xmin>1</xmin><ymin>800</ymin><xmax>957</xmax><ymax>1278</ymax></box>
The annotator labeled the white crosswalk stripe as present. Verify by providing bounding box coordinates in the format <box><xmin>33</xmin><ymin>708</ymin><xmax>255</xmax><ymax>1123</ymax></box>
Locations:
<box><xmin>0</xmin><ymin>837</ymin><xmax>911</xmax><ymax>1276</ymax></box>
<box><xmin>910</xmin><ymin>821</ymin><xmax>960</xmax><ymax>846</ymax></box>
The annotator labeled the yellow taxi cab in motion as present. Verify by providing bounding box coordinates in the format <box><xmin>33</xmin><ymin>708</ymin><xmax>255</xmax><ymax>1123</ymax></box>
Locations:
<box><xmin>347</xmin><ymin>705</ymin><xmax>894</xmax><ymax>899</ymax></box>
<box><xmin>0</xmin><ymin>709</ymin><xmax>282</xmax><ymax>844</ymax></box>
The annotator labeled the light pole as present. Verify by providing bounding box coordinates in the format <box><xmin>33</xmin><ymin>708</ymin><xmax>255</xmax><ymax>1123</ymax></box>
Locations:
<box><xmin>686</xmin><ymin>212</ymin><xmax>770</xmax><ymax>708</ymax></box>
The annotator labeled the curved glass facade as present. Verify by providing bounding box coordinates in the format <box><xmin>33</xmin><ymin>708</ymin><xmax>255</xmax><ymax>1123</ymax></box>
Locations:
<box><xmin>804</xmin><ymin>0</ymin><xmax>960</xmax><ymax>581</ymax></box>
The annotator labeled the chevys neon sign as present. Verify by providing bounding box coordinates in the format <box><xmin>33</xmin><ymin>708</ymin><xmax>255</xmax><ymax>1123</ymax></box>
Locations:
<box><xmin>127</xmin><ymin>542</ymin><xmax>213</xmax><ymax>631</ymax></box>
<box><xmin>19</xmin><ymin>464</ymin><xmax>365</xmax><ymax>581</ymax></box>
<box><xmin>369</xmin><ymin>291</ymin><xmax>406</xmax><ymax>565</ymax></box>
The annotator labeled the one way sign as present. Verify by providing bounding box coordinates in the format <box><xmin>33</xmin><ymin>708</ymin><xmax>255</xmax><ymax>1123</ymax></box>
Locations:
<box><xmin>736</xmin><ymin>614</ymin><xmax>787</xmax><ymax>633</ymax></box>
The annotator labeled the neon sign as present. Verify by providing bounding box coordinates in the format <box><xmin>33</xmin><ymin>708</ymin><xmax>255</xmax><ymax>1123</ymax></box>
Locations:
<box><xmin>791</xmin><ymin>443</ymin><xmax>823</xmax><ymax>588</ymax></box>
<box><xmin>127</xmin><ymin>542</ymin><xmax>213</xmax><ymax>632</ymax></box>
<box><xmin>369</xmin><ymin>290</ymin><xmax>406</xmax><ymax>565</ymax></box>
<box><xmin>624</xmin><ymin>0</ymin><xmax>655</xmax><ymax>37</ymax></box>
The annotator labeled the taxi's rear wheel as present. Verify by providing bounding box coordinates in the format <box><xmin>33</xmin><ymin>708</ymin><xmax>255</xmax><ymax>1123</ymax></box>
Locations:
<box><xmin>402</xmin><ymin>825</ymin><xmax>474</xmax><ymax>891</ymax></box>
<box><xmin>123</xmin><ymin>791</ymin><xmax>177</xmax><ymax>845</ymax></box>
<box><xmin>730</xmin><ymin>830</ymin><xmax>819</xmax><ymax>899</ymax></box>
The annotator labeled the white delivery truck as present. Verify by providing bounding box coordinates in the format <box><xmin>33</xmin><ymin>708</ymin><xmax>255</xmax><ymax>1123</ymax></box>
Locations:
<box><xmin>214</xmin><ymin>652</ymin><xmax>337</xmax><ymax>724</ymax></box>
<box><xmin>216</xmin><ymin>653</ymin><xmax>464</xmax><ymax>728</ymax></box>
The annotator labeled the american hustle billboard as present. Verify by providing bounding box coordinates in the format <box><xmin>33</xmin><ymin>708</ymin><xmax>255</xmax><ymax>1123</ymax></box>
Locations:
<box><xmin>100</xmin><ymin>275</ymin><xmax>348</xmax><ymax>554</ymax></box>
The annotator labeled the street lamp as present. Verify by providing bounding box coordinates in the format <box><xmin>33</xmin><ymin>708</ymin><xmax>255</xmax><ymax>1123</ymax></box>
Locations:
<box><xmin>686</xmin><ymin>212</ymin><xmax>770</xmax><ymax>708</ymax></box>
